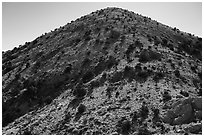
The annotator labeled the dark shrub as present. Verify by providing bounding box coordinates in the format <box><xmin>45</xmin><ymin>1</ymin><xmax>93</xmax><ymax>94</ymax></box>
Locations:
<box><xmin>77</xmin><ymin>104</ymin><xmax>86</xmax><ymax>114</ymax></box>
<box><xmin>167</xmin><ymin>43</ymin><xmax>174</xmax><ymax>51</ymax></box>
<box><xmin>139</xmin><ymin>50</ymin><xmax>149</xmax><ymax>63</ymax></box>
<box><xmin>106</xmin><ymin>86</ymin><xmax>113</xmax><ymax>98</ymax></box>
<box><xmin>198</xmin><ymin>72</ymin><xmax>202</xmax><ymax>80</ymax></box>
<box><xmin>138</xmin><ymin>126</ymin><xmax>151</xmax><ymax>135</ymax></box>
<box><xmin>121</xmin><ymin>120</ymin><xmax>131</xmax><ymax>135</ymax></box>
<box><xmin>117</xmin><ymin>119</ymin><xmax>131</xmax><ymax>135</ymax></box>
<box><xmin>139</xmin><ymin>50</ymin><xmax>161</xmax><ymax>63</ymax></box>
<box><xmin>106</xmin><ymin>30</ymin><xmax>120</xmax><ymax>44</ymax></box>
<box><xmin>82</xmin><ymin>71</ymin><xmax>94</xmax><ymax>83</ymax></box>
<box><xmin>82</xmin><ymin>58</ymin><xmax>91</xmax><ymax>68</ymax></box>
<box><xmin>64</xmin><ymin>111</ymin><xmax>71</xmax><ymax>122</ymax></box>
<box><xmin>152</xmin><ymin>108</ymin><xmax>160</xmax><ymax>118</ymax></box>
<box><xmin>23</xmin><ymin>128</ymin><xmax>32</xmax><ymax>135</ymax></box>
<box><xmin>106</xmin><ymin>56</ymin><xmax>118</xmax><ymax>69</ymax></box>
<box><xmin>64</xmin><ymin>64</ymin><xmax>72</xmax><ymax>74</ymax></box>
<box><xmin>192</xmin><ymin>78</ymin><xmax>201</xmax><ymax>88</ymax></box>
<box><xmin>125</xmin><ymin>44</ymin><xmax>136</xmax><ymax>56</ymax></box>
<box><xmin>85</xmin><ymin>36</ymin><xmax>91</xmax><ymax>41</ymax></box>
<box><xmin>174</xmin><ymin>70</ymin><xmax>180</xmax><ymax>77</ymax></box>
<box><xmin>115</xmin><ymin>91</ymin><xmax>119</xmax><ymax>98</ymax></box>
<box><xmin>109</xmin><ymin>71</ymin><xmax>123</xmax><ymax>83</ymax></box>
<box><xmin>137</xmin><ymin>71</ymin><xmax>149</xmax><ymax>82</ymax></box>
<box><xmin>123</xmin><ymin>66</ymin><xmax>134</xmax><ymax>77</ymax></box>
<box><xmin>171</xmin><ymin>63</ymin><xmax>175</xmax><ymax>69</ymax></box>
<box><xmin>153</xmin><ymin>72</ymin><xmax>164</xmax><ymax>82</ymax></box>
<box><xmin>73</xmin><ymin>85</ymin><xmax>87</xmax><ymax>98</ymax></box>
<box><xmin>44</xmin><ymin>96</ymin><xmax>52</xmax><ymax>104</ymax></box>
<box><xmin>3</xmin><ymin>61</ymin><xmax>13</xmax><ymax>74</ymax></box>
<box><xmin>162</xmin><ymin>90</ymin><xmax>172</xmax><ymax>102</ymax></box>
<box><xmin>190</xmin><ymin>66</ymin><xmax>197</xmax><ymax>73</ymax></box>
<box><xmin>32</xmin><ymin>39</ymin><xmax>38</xmax><ymax>45</ymax></box>
<box><xmin>180</xmin><ymin>90</ymin><xmax>189</xmax><ymax>97</ymax></box>
<box><xmin>132</xmin><ymin>111</ymin><xmax>140</xmax><ymax>124</ymax></box>
<box><xmin>162</xmin><ymin>38</ymin><xmax>168</xmax><ymax>46</ymax></box>
<box><xmin>140</xmin><ymin>103</ymin><xmax>149</xmax><ymax>119</ymax></box>
<box><xmin>154</xmin><ymin>36</ymin><xmax>162</xmax><ymax>45</ymax></box>
<box><xmin>135</xmin><ymin>63</ymin><xmax>142</xmax><ymax>72</ymax></box>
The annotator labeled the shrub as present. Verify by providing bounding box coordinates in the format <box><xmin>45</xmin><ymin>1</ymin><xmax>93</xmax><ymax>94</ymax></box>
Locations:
<box><xmin>44</xmin><ymin>96</ymin><xmax>52</xmax><ymax>104</ymax></box>
<box><xmin>73</xmin><ymin>85</ymin><xmax>87</xmax><ymax>98</ymax></box>
<box><xmin>109</xmin><ymin>71</ymin><xmax>123</xmax><ymax>83</ymax></box>
<box><xmin>140</xmin><ymin>103</ymin><xmax>149</xmax><ymax>119</ymax></box>
<box><xmin>23</xmin><ymin>128</ymin><xmax>32</xmax><ymax>135</ymax></box>
<box><xmin>167</xmin><ymin>43</ymin><xmax>174</xmax><ymax>51</ymax></box>
<box><xmin>82</xmin><ymin>71</ymin><xmax>95</xmax><ymax>83</ymax></box>
<box><xmin>152</xmin><ymin>108</ymin><xmax>160</xmax><ymax>118</ymax></box>
<box><xmin>64</xmin><ymin>64</ymin><xmax>72</xmax><ymax>74</ymax></box>
<box><xmin>3</xmin><ymin>61</ymin><xmax>13</xmax><ymax>74</ymax></box>
<box><xmin>115</xmin><ymin>91</ymin><xmax>119</xmax><ymax>98</ymax></box>
<box><xmin>135</xmin><ymin>63</ymin><xmax>142</xmax><ymax>72</ymax></box>
<box><xmin>173</xmin><ymin>27</ymin><xmax>177</xmax><ymax>31</ymax></box>
<box><xmin>125</xmin><ymin>44</ymin><xmax>136</xmax><ymax>56</ymax></box>
<box><xmin>121</xmin><ymin>120</ymin><xmax>131</xmax><ymax>135</ymax></box>
<box><xmin>198</xmin><ymin>72</ymin><xmax>202</xmax><ymax>80</ymax></box>
<box><xmin>138</xmin><ymin>126</ymin><xmax>151</xmax><ymax>135</ymax></box>
<box><xmin>106</xmin><ymin>56</ymin><xmax>118</xmax><ymax>69</ymax></box>
<box><xmin>77</xmin><ymin>104</ymin><xmax>86</xmax><ymax>114</ymax></box>
<box><xmin>153</xmin><ymin>72</ymin><xmax>164</xmax><ymax>82</ymax></box>
<box><xmin>162</xmin><ymin>90</ymin><xmax>172</xmax><ymax>102</ymax></box>
<box><xmin>180</xmin><ymin>90</ymin><xmax>189</xmax><ymax>97</ymax></box>
<box><xmin>139</xmin><ymin>50</ymin><xmax>149</xmax><ymax>63</ymax></box>
<box><xmin>154</xmin><ymin>36</ymin><xmax>162</xmax><ymax>45</ymax></box>
<box><xmin>82</xmin><ymin>58</ymin><xmax>91</xmax><ymax>67</ymax></box>
<box><xmin>190</xmin><ymin>66</ymin><xmax>197</xmax><ymax>73</ymax></box>
<box><xmin>137</xmin><ymin>71</ymin><xmax>149</xmax><ymax>82</ymax></box>
<box><xmin>106</xmin><ymin>30</ymin><xmax>120</xmax><ymax>44</ymax></box>
<box><xmin>139</xmin><ymin>50</ymin><xmax>162</xmax><ymax>63</ymax></box>
<box><xmin>174</xmin><ymin>70</ymin><xmax>180</xmax><ymax>77</ymax></box>
<box><xmin>162</xmin><ymin>38</ymin><xmax>168</xmax><ymax>46</ymax></box>
<box><xmin>117</xmin><ymin>119</ymin><xmax>131</xmax><ymax>135</ymax></box>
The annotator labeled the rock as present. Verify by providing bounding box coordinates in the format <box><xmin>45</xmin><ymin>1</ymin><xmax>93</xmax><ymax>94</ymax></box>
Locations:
<box><xmin>180</xmin><ymin>90</ymin><xmax>189</xmax><ymax>97</ymax></box>
<box><xmin>184</xmin><ymin>123</ymin><xmax>202</xmax><ymax>134</ymax></box>
<box><xmin>112</xmin><ymin>131</ymin><xmax>118</xmax><ymax>135</ymax></box>
<box><xmin>192</xmin><ymin>97</ymin><xmax>202</xmax><ymax>110</ymax></box>
<box><xmin>163</xmin><ymin>97</ymin><xmax>194</xmax><ymax>125</ymax></box>
<box><xmin>172</xmin><ymin>103</ymin><xmax>192</xmax><ymax>125</ymax></box>
<box><xmin>162</xmin><ymin>110</ymin><xmax>175</xmax><ymax>124</ymax></box>
<box><xmin>194</xmin><ymin>110</ymin><xmax>202</xmax><ymax>120</ymax></box>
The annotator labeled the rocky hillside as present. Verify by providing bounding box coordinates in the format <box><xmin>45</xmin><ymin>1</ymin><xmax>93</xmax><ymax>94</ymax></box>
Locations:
<box><xmin>2</xmin><ymin>7</ymin><xmax>202</xmax><ymax>135</ymax></box>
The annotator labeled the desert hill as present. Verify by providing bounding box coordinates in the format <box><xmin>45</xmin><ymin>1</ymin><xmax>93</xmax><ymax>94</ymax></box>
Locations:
<box><xmin>2</xmin><ymin>7</ymin><xmax>202</xmax><ymax>135</ymax></box>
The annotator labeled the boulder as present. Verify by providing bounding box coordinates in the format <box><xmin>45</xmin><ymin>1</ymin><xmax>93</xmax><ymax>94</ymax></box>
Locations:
<box><xmin>194</xmin><ymin>110</ymin><xmax>202</xmax><ymax>120</ymax></box>
<box><xmin>192</xmin><ymin>97</ymin><xmax>202</xmax><ymax>110</ymax></box>
<box><xmin>184</xmin><ymin>123</ymin><xmax>202</xmax><ymax>134</ymax></box>
<box><xmin>162</xmin><ymin>97</ymin><xmax>199</xmax><ymax>125</ymax></box>
<box><xmin>172</xmin><ymin>103</ymin><xmax>192</xmax><ymax>125</ymax></box>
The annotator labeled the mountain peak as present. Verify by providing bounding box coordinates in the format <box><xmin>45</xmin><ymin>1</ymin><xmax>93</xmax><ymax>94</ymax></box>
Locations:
<box><xmin>2</xmin><ymin>7</ymin><xmax>202</xmax><ymax>135</ymax></box>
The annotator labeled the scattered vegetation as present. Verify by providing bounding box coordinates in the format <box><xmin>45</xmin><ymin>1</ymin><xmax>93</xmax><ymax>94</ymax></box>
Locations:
<box><xmin>139</xmin><ymin>49</ymin><xmax>162</xmax><ymax>63</ymax></box>
<box><xmin>73</xmin><ymin>85</ymin><xmax>87</xmax><ymax>98</ymax></box>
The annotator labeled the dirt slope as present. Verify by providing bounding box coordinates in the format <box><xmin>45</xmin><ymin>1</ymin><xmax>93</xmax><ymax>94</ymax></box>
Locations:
<box><xmin>2</xmin><ymin>7</ymin><xmax>202</xmax><ymax>135</ymax></box>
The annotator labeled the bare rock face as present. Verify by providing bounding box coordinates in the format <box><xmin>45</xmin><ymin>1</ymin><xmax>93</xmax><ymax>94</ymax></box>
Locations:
<box><xmin>184</xmin><ymin>123</ymin><xmax>202</xmax><ymax>134</ymax></box>
<box><xmin>192</xmin><ymin>97</ymin><xmax>202</xmax><ymax>110</ymax></box>
<box><xmin>162</xmin><ymin>97</ymin><xmax>202</xmax><ymax>125</ymax></box>
<box><xmin>2</xmin><ymin>7</ymin><xmax>202</xmax><ymax>135</ymax></box>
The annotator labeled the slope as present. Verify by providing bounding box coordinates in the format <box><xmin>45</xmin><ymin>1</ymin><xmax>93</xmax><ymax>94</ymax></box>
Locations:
<box><xmin>2</xmin><ymin>7</ymin><xmax>202</xmax><ymax>135</ymax></box>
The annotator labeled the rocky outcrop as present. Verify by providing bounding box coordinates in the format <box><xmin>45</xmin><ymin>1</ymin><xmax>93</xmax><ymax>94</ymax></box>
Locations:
<box><xmin>162</xmin><ymin>97</ymin><xmax>202</xmax><ymax>125</ymax></box>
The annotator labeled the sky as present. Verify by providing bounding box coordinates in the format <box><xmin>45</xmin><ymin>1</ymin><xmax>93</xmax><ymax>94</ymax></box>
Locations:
<box><xmin>2</xmin><ymin>2</ymin><xmax>202</xmax><ymax>51</ymax></box>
